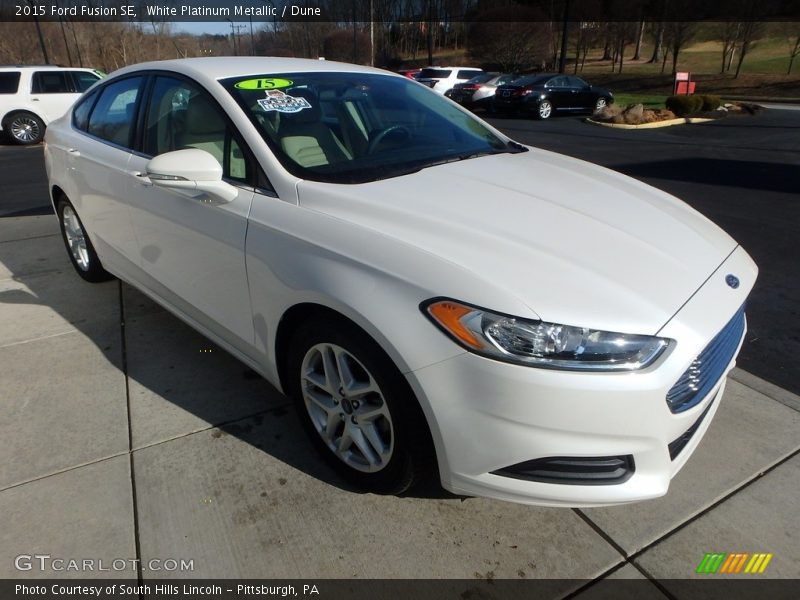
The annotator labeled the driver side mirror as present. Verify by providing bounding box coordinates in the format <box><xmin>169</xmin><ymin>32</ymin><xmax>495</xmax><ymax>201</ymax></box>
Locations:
<box><xmin>146</xmin><ymin>148</ymin><xmax>238</xmax><ymax>203</ymax></box>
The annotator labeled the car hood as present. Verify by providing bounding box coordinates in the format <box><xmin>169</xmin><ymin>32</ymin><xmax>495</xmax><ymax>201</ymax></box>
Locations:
<box><xmin>296</xmin><ymin>149</ymin><xmax>737</xmax><ymax>335</ymax></box>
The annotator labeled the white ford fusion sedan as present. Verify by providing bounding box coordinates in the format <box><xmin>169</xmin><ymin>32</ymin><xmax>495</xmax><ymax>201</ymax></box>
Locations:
<box><xmin>44</xmin><ymin>57</ymin><xmax>756</xmax><ymax>506</ymax></box>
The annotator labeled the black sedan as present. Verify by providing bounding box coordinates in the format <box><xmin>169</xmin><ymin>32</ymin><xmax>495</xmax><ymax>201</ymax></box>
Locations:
<box><xmin>493</xmin><ymin>74</ymin><xmax>613</xmax><ymax>119</ymax></box>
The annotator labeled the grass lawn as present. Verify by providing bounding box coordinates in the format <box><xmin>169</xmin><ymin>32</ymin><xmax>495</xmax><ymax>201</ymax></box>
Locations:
<box><xmin>611</xmin><ymin>93</ymin><xmax>666</xmax><ymax>109</ymax></box>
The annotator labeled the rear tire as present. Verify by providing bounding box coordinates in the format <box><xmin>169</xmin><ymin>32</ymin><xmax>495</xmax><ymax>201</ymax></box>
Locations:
<box><xmin>286</xmin><ymin>317</ymin><xmax>436</xmax><ymax>495</ymax></box>
<box><xmin>4</xmin><ymin>111</ymin><xmax>45</xmax><ymax>145</ymax></box>
<box><xmin>57</xmin><ymin>197</ymin><xmax>114</xmax><ymax>283</ymax></box>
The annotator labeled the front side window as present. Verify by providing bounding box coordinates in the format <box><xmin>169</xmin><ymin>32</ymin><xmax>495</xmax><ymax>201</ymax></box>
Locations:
<box><xmin>87</xmin><ymin>76</ymin><xmax>143</xmax><ymax>148</ymax></box>
<box><xmin>143</xmin><ymin>76</ymin><xmax>248</xmax><ymax>183</ymax></box>
<box><xmin>223</xmin><ymin>72</ymin><xmax>522</xmax><ymax>184</ymax></box>
<box><xmin>70</xmin><ymin>71</ymin><xmax>101</xmax><ymax>93</ymax></box>
<box><xmin>0</xmin><ymin>72</ymin><xmax>21</xmax><ymax>94</ymax></box>
<box><xmin>31</xmin><ymin>71</ymin><xmax>71</xmax><ymax>94</ymax></box>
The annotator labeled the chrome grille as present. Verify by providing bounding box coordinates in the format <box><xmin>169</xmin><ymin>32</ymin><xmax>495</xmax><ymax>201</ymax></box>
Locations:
<box><xmin>666</xmin><ymin>306</ymin><xmax>746</xmax><ymax>413</ymax></box>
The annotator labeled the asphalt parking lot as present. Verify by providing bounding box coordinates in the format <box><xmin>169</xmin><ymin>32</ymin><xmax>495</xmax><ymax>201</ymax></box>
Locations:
<box><xmin>1</xmin><ymin>110</ymin><xmax>799</xmax><ymax>595</ymax></box>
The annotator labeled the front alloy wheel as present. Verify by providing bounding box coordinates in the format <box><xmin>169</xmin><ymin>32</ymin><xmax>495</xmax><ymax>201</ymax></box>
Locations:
<box><xmin>287</xmin><ymin>318</ymin><xmax>435</xmax><ymax>494</ymax></box>
<box><xmin>595</xmin><ymin>97</ymin><xmax>608</xmax><ymax>112</ymax></box>
<box><xmin>537</xmin><ymin>100</ymin><xmax>553</xmax><ymax>119</ymax></box>
<box><xmin>301</xmin><ymin>343</ymin><xmax>394</xmax><ymax>473</ymax></box>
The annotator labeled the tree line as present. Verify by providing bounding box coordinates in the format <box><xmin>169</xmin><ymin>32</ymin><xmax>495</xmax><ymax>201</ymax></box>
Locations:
<box><xmin>0</xmin><ymin>1</ymin><xmax>797</xmax><ymax>77</ymax></box>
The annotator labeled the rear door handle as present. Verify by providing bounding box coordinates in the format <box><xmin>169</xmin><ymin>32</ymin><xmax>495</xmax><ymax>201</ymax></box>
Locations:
<box><xmin>68</xmin><ymin>148</ymin><xmax>80</xmax><ymax>157</ymax></box>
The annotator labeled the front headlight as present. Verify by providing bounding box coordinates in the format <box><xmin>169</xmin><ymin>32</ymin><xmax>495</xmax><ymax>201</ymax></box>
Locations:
<box><xmin>423</xmin><ymin>299</ymin><xmax>670</xmax><ymax>371</ymax></box>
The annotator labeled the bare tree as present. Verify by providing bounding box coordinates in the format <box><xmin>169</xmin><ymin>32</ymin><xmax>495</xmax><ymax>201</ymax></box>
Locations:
<box><xmin>715</xmin><ymin>21</ymin><xmax>741</xmax><ymax>73</ymax></box>
<box><xmin>466</xmin><ymin>4</ymin><xmax>551</xmax><ymax>72</ymax></box>
<box><xmin>788</xmin><ymin>30</ymin><xmax>800</xmax><ymax>75</ymax></box>
<box><xmin>664</xmin><ymin>21</ymin><xmax>696</xmax><ymax>75</ymax></box>
<box><xmin>734</xmin><ymin>21</ymin><xmax>765</xmax><ymax>78</ymax></box>
<box><xmin>633</xmin><ymin>19</ymin><xmax>645</xmax><ymax>60</ymax></box>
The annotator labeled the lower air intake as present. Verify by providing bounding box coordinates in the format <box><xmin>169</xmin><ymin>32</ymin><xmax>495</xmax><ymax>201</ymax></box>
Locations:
<box><xmin>492</xmin><ymin>455</ymin><xmax>635</xmax><ymax>485</ymax></box>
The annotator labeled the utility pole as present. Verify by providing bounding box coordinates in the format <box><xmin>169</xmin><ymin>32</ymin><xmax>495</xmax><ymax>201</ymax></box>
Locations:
<box><xmin>558</xmin><ymin>0</ymin><xmax>570</xmax><ymax>74</ymax></box>
<box><xmin>27</xmin><ymin>0</ymin><xmax>50</xmax><ymax>64</ymax></box>
<box><xmin>54</xmin><ymin>0</ymin><xmax>73</xmax><ymax>66</ymax></box>
<box><xmin>249</xmin><ymin>15</ymin><xmax>255</xmax><ymax>56</ymax></box>
<box><xmin>370</xmin><ymin>0</ymin><xmax>374</xmax><ymax>67</ymax></box>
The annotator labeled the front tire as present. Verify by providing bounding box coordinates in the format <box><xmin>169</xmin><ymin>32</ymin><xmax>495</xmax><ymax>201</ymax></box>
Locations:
<box><xmin>4</xmin><ymin>111</ymin><xmax>45</xmax><ymax>145</ymax></box>
<box><xmin>594</xmin><ymin>97</ymin><xmax>608</xmax><ymax>112</ymax></box>
<box><xmin>57</xmin><ymin>197</ymin><xmax>113</xmax><ymax>283</ymax></box>
<box><xmin>536</xmin><ymin>100</ymin><xmax>553</xmax><ymax>120</ymax></box>
<box><xmin>286</xmin><ymin>317</ymin><xmax>435</xmax><ymax>494</ymax></box>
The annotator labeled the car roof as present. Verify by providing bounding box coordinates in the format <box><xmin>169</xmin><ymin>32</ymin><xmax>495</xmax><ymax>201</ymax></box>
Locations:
<box><xmin>0</xmin><ymin>65</ymin><xmax>96</xmax><ymax>71</ymax></box>
<box><xmin>110</xmin><ymin>57</ymin><xmax>397</xmax><ymax>85</ymax></box>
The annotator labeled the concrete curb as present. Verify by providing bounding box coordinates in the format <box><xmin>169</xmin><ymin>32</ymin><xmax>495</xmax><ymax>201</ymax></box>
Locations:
<box><xmin>586</xmin><ymin>117</ymin><xmax>714</xmax><ymax>129</ymax></box>
<box><xmin>729</xmin><ymin>367</ymin><xmax>800</xmax><ymax>413</ymax></box>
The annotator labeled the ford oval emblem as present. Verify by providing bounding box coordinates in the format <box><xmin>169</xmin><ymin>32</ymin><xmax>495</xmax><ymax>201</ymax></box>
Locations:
<box><xmin>725</xmin><ymin>274</ymin><xmax>740</xmax><ymax>289</ymax></box>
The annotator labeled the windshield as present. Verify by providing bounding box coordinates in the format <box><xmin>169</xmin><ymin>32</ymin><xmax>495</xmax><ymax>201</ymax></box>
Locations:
<box><xmin>222</xmin><ymin>72</ymin><xmax>523</xmax><ymax>184</ymax></box>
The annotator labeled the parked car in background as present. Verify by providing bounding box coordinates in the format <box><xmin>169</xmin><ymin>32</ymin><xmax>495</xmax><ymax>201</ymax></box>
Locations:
<box><xmin>398</xmin><ymin>69</ymin><xmax>421</xmax><ymax>80</ymax></box>
<box><xmin>0</xmin><ymin>65</ymin><xmax>103</xmax><ymax>144</ymax></box>
<box><xmin>447</xmin><ymin>73</ymin><xmax>518</xmax><ymax>111</ymax></box>
<box><xmin>445</xmin><ymin>73</ymin><xmax>493</xmax><ymax>105</ymax></box>
<box><xmin>416</xmin><ymin>66</ymin><xmax>483</xmax><ymax>95</ymax></box>
<box><xmin>45</xmin><ymin>57</ymin><xmax>755</xmax><ymax>507</ymax></box>
<box><xmin>494</xmin><ymin>74</ymin><xmax>613</xmax><ymax>119</ymax></box>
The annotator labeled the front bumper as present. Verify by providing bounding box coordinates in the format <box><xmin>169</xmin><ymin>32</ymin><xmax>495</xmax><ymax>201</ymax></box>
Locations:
<box><xmin>406</xmin><ymin>246</ymin><xmax>757</xmax><ymax>506</ymax></box>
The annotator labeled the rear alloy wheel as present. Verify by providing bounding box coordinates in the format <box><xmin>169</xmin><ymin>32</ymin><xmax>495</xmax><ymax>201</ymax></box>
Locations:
<box><xmin>537</xmin><ymin>100</ymin><xmax>553</xmax><ymax>120</ymax></box>
<box><xmin>57</xmin><ymin>198</ymin><xmax>113</xmax><ymax>283</ymax></box>
<box><xmin>594</xmin><ymin>97</ymin><xmax>608</xmax><ymax>112</ymax></box>
<box><xmin>5</xmin><ymin>112</ymin><xmax>44</xmax><ymax>145</ymax></box>
<box><xmin>287</xmin><ymin>318</ymin><xmax>435</xmax><ymax>494</ymax></box>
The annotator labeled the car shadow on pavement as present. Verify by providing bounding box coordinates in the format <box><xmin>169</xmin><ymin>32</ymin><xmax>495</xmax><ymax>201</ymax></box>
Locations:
<box><xmin>0</xmin><ymin>226</ymin><xmax>460</xmax><ymax>501</ymax></box>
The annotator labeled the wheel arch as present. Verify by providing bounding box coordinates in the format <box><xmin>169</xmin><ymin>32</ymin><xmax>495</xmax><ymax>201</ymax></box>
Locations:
<box><xmin>274</xmin><ymin>300</ymin><xmax>443</xmax><ymax>484</ymax></box>
<box><xmin>2</xmin><ymin>108</ymin><xmax>48</xmax><ymax>128</ymax></box>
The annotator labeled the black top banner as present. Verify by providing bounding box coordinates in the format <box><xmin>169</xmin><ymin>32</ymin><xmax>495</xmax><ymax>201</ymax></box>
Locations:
<box><xmin>2</xmin><ymin>0</ymin><xmax>800</xmax><ymax>23</ymax></box>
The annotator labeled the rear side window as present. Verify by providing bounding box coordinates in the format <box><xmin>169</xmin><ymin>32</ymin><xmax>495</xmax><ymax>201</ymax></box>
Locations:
<box><xmin>457</xmin><ymin>70</ymin><xmax>481</xmax><ymax>80</ymax></box>
<box><xmin>419</xmin><ymin>68</ymin><xmax>451</xmax><ymax>79</ymax></box>
<box><xmin>0</xmin><ymin>72</ymin><xmax>21</xmax><ymax>94</ymax></box>
<box><xmin>70</xmin><ymin>71</ymin><xmax>101</xmax><ymax>93</ymax></box>
<box><xmin>87</xmin><ymin>76</ymin><xmax>143</xmax><ymax>148</ymax></box>
<box><xmin>31</xmin><ymin>71</ymin><xmax>72</xmax><ymax>94</ymax></box>
<box><xmin>72</xmin><ymin>90</ymin><xmax>98</xmax><ymax>132</ymax></box>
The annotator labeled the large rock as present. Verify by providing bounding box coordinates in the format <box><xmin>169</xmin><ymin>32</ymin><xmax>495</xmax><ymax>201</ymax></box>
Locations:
<box><xmin>623</xmin><ymin>103</ymin><xmax>645</xmax><ymax>124</ymax></box>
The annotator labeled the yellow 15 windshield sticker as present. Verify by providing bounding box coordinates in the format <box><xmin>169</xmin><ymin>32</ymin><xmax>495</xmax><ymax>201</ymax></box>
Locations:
<box><xmin>235</xmin><ymin>78</ymin><xmax>293</xmax><ymax>90</ymax></box>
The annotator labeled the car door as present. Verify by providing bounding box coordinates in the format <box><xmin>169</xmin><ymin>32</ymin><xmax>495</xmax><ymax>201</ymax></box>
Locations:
<box><xmin>64</xmin><ymin>75</ymin><xmax>144</xmax><ymax>272</ymax></box>
<box><xmin>29</xmin><ymin>70</ymin><xmax>81</xmax><ymax>122</ymax></box>
<box><xmin>126</xmin><ymin>74</ymin><xmax>257</xmax><ymax>352</ymax></box>
<box><xmin>546</xmin><ymin>76</ymin><xmax>575</xmax><ymax>109</ymax></box>
<box><xmin>568</xmin><ymin>76</ymin><xmax>593</xmax><ymax>109</ymax></box>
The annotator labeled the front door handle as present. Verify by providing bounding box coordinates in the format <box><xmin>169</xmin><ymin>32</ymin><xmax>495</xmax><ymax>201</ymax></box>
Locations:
<box><xmin>130</xmin><ymin>171</ymin><xmax>152</xmax><ymax>186</ymax></box>
<box><xmin>68</xmin><ymin>148</ymin><xmax>80</xmax><ymax>157</ymax></box>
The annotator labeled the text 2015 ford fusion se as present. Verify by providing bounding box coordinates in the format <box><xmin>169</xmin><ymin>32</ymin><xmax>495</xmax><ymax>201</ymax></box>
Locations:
<box><xmin>44</xmin><ymin>58</ymin><xmax>756</xmax><ymax>506</ymax></box>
